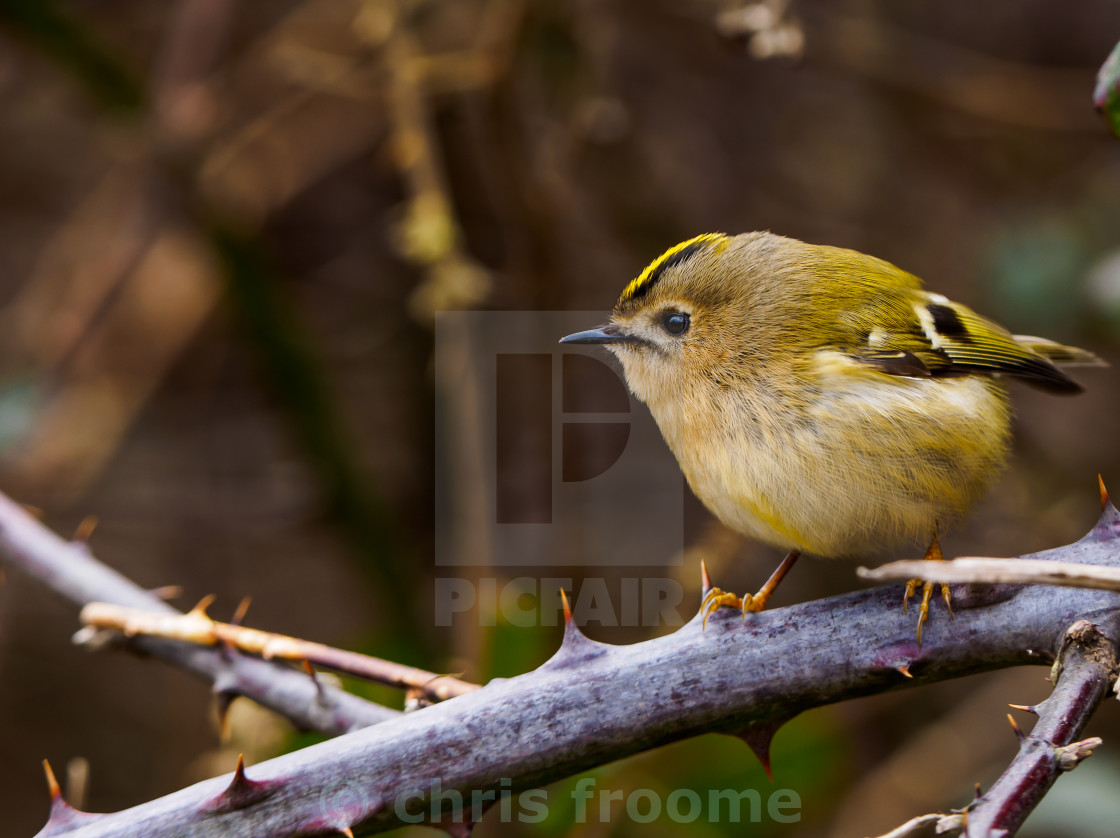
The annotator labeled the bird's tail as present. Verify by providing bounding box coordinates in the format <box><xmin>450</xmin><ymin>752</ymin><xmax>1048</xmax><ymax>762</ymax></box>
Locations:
<box><xmin>1012</xmin><ymin>335</ymin><xmax>1107</xmax><ymax>368</ymax></box>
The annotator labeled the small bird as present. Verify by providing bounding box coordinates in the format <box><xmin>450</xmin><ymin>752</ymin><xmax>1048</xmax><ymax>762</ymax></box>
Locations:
<box><xmin>560</xmin><ymin>232</ymin><xmax>1104</xmax><ymax>641</ymax></box>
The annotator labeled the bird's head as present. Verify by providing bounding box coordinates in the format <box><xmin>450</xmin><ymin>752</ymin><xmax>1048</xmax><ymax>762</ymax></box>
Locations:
<box><xmin>560</xmin><ymin>232</ymin><xmax>804</xmax><ymax>406</ymax></box>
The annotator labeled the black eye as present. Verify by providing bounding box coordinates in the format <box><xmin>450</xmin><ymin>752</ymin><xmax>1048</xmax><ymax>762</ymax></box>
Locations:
<box><xmin>662</xmin><ymin>311</ymin><xmax>690</xmax><ymax>336</ymax></box>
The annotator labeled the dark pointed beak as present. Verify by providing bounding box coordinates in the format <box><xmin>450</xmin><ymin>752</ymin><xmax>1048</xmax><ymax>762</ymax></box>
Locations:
<box><xmin>559</xmin><ymin>324</ymin><xmax>627</xmax><ymax>345</ymax></box>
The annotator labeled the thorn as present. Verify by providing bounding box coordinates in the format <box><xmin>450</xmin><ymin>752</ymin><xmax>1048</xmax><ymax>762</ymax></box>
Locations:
<box><xmin>232</xmin><ymin>753</ymin><xmax>247</xmax><ymax>786</ymax></box>
<box><xmin>212</xmin><ymin>753</ymin><xmax>273</xmax><ymax>807</ymax></box>
<box><xmin>700</xmin><ymin>559</ymin><xmax>712</xmax><ymax>596</ymax></box>
<box><xmin>733</xmin><ymin>720</ymin><xmax>784</xmax><ymax>781</ymax></box>
<box><xmin>43</xmin><ymin>759</ymin><xmax>61</xmax><ymax>800</ymax></box>
<box><xmin>560</xmin><ymin>591</ymin><xmax>590</xmax><ymax>649</ymax></box>
<box><xmin>895</xmin><ymin>663</ymin><xmax>913</xmax><ymax>679</ymax></box>
<box><xmin>73</xmin><ymin>515</ymin><xmax>99</xmax><ymax>543</ymax></box>
<box><xmin>302</xmin><ymin>660</ymin><xmax>328</xmax><ymax>702</ymax></box>
<box><xmin>188</xmin><ymin>594</ymin><xmax>217</xmax><ymax>619</ymax></box>
<box><xmin>148</xmin><ymin>585</ymin><xmax>183</xmax><ymax>601</ymax></box>
<box><xmin>40</xmin><ymin>757</ymin><xmax>97</xmax><ymax>830</ymax></box>
<box><xmin>1008</xmin><ymin>703</ymin><xmax>1037</xmax><ymax>715</ymax></box>
<box><xmin>339</xmin><ymin>829</ymin><xmax>355</xmax><ymax>838</ymax></box>
<box><xmin>1007</xmin><ymin>713</ymin><xmax>1025</xmax><ymax>743</ymax></box>
<box><xmin>213</xmin><ymin>691</ymin><xmax>236</xmax><ymax>744</ymax></box>
<box><xmin>541</xmin><ymin>590</ymin><xmax>604</xmax><ymax>669</ymax></box>
<box><xmin>207</xmin><ymin>752</ymin><xmax>274</xmax><ymax>810</ymax></box>
<box><xmin>1092</xmin><ymin>475</ymin><xmax>1120</xmax><ymax>536</ymax></box>
<box><xmin>974</xmin><ymin>782</ymin><xmax>982</xmax><ymax>799</ymax></box>
<box><xmin>231</xmin><ymin>596</ymin><xmax>252</xmax><ymax>627</ymax></box>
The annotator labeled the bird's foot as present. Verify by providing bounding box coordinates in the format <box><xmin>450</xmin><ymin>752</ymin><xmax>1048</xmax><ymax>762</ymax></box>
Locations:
<box><xmin>700</xmin><ymin>588</ymin><xmax>766</xmax><ymax>628</ymax></box>
<box><xmin>902</xmin><ymin>532</ymin><xmax>954</xmax><ymax>646</ymax></box>
<box><xmin>700</xmin><ymin>550</ymin><xmax>800</xmax><ymax>629</ymax></box>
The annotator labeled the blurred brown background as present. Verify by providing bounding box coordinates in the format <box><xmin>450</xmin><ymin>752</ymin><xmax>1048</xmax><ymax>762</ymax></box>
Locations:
<box><xmin>1</xmin><ymin>1</ymin><xmax>1119</xmax><ymax>836</ymax></box>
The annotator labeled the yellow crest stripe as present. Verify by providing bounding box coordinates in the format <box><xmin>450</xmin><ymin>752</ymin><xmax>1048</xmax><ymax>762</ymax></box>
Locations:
<box><xmin>619</xmin><ymin>233</ymin><xmax>728</xmax><ymax>303</ymax></box>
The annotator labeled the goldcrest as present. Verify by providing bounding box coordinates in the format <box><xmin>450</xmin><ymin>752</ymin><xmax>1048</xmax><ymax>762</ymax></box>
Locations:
<box><xmin>561</xmin><ymin>232</ymin><xmax>1103</xmax><ymax>631</ymax></box>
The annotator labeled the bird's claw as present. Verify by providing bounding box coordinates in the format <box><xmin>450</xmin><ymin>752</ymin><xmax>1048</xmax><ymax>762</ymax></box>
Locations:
<box><xmin>901</xmin><ymin>532</ymin><xmax>955</xmax><ymax>646</ymax></box>
<box><xmin>701</xmin><ymin>587</ymin><xmax>771</xmax><ymax>629</ymax></box>
<box><xmin>701</xmin><ymin>587</ymin><xmax>743</xmax><ymax>629</ymax></box>
<box><xmin>903</xmin><ymin>578</ymin><xmax>954</xmax><ymax>646</ymax></box>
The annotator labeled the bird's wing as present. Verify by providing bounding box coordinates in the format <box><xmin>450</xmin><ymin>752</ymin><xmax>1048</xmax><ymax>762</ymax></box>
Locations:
<box><xmin>847</xmin><ymin>293</ymin><xmax>1100</xmax><ymax>394</ymax></box>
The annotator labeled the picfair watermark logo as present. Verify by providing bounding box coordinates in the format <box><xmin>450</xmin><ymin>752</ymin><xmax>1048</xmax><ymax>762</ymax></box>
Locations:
<box><xmin>433</xmin><ymin>311</ymin><xmax>688</xmax><ymax>627</ymax></box>
<box><xmin>434</xmin><ymin>311</ymin><xmax>685</xmax><ymax>569</ymax></box>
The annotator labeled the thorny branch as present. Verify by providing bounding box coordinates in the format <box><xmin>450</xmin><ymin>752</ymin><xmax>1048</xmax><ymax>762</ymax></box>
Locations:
<box><xmin>0</xmin><ymin>492</ymin><xmax>398</xmax><ymax>736</ymax></box>
<box><xmin>80</xmin><ymin>599</ymin><xmax>479</xmax><ymax>701</ymax></box>
<box><xmin>861</xmin><ymin>556</ymin><xmax>1120</xmax><ymax>593</ymax></box>
<box><xmin>870</xmin><ymin>617</ymin><xmax>1119</xmax><ymax>838</ymax></box>
<box><xmin>963</xmin><ymin>619</ymin><xmax>1116</xmax><ymax>836</ymax></box>
<box><xmin>5</xmin><ymin>492</ymin><xmax>1120</xmax><ymax>836</ymax></box>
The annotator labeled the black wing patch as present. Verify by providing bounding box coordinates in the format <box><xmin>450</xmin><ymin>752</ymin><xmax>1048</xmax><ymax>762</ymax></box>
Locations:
<box><xmin>926</xmin><ymin>304</ymin><xmax>969</xmax><ymax>339</ymax></box>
